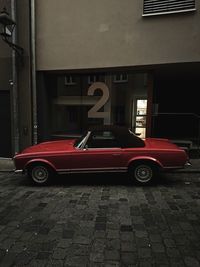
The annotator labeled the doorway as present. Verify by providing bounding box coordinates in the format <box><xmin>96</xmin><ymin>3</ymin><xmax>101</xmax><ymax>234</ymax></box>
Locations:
<box><xmin>0</xmin><ymin>91</ymin><xmax>12</xmax><ymax>157</ymax></box>
<box><xmin>132</xmin><ymin>99</ymin><xmax>147</xmax><ymax>139</ymax></box>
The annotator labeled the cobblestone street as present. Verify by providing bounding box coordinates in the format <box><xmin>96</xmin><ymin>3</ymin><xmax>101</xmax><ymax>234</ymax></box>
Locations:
<box><xmin>0</xmin><ymin>172</ymin><xmax>200</xmax><ymax>267</ymax></box>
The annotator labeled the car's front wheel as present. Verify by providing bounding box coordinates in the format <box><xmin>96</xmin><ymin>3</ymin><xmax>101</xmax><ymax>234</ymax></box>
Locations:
<box><xmin>129</xmin><ymin>163</ymin><xmax>157</xmax><ymax>184</ymax></box>
<box><xmin>27</xmin><ymin>164</ymin><xmax>52</xmax><ymax>185</ymax></box>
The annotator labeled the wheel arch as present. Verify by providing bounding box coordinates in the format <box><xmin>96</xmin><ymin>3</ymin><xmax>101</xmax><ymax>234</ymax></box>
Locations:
<box><xmin>24</xmin><ymin>159</ymin><xmax>56</xmax><ymax>172</ymax></box>
<box><xmin>128</xmin><ymin>157</ymin><xmax>163</xmax><ymax>171</ymax></box>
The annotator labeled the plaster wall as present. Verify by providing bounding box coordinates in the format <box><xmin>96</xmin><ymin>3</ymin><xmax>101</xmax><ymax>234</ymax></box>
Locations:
<box><xmin>36</xmin><ymin>0</ymin><xmax>200</xmax><ymax>70</ymax></box>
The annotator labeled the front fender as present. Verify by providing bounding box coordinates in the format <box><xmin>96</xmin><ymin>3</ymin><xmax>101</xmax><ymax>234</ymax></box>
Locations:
<box><xmin>127</xmin><ymin>156</ymin><xmax>163</xmax><ymax>169</ymax></box>
<box><xmin>24</xmin><ymin>158</ymin><xmax>56</xmax><ymax>171</ymax></box>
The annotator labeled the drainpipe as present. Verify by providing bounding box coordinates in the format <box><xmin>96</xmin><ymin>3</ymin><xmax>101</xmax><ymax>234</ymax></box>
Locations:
<box><xmin>198</xmin><ymin>117</ymin><xmax>200</xmax><ymax>157</ymax></box>
<box><xmin>30</xmin><ymin>0</ymin><xmax>37</xmax><ymax>145</ymax></box>
<box><xmin>11</xmin><ymin>0</ymin><xmax>19</xmax><ymax>154</ymax></box>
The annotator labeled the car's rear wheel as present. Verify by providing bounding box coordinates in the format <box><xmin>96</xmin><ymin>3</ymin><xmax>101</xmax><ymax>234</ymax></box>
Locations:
<box><xmin>27</xmin><ymin>163</ymin><xmax>52</xmax><ymax>185</ymax></box>
<box><xmin>129</xmin><ymin>162</ymin><xmax>157</xmax><ymax>184</ymax></box>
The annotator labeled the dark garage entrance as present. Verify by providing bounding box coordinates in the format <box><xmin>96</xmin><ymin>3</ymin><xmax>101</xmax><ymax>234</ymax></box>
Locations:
<box><xmin>151</xmin><ymin>65</ymin><xmax>200</xmax><ymax>156</ymax></box>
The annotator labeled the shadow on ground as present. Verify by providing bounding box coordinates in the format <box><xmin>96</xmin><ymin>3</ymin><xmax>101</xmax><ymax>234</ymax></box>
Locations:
<box><xmin>12</xmin><ymin>171</ymin><xmax>199</xmax><ymax>188</ymax></box>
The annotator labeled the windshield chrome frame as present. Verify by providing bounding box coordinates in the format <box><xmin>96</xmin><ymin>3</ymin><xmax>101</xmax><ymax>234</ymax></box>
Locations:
<box><xmin>75</xmin><ymin>131</ymin><xmax>91</xmax><ymax>149</ymax></box>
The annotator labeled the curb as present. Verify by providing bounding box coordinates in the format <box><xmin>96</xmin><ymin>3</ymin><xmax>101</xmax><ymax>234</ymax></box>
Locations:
<box><xmin>0</xmin><ymin>170</ymin><xmax>15</xmax><ymax>173</ymax></box>
<box><xmin>0</xmin><ymin>157</ymin><xmax>14</xmax><ymax>172</ymax></box>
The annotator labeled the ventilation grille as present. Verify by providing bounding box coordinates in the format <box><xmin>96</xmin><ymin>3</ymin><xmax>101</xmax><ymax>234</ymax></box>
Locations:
<box><xmin>143</xmin><ymin>0</ymin><xmax>195</xmax><ymax>16</ymax></box>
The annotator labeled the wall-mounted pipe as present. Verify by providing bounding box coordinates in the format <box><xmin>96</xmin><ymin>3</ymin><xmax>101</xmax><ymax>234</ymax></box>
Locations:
<box><xmin>30</xmin><ymin>0</ymin><xmax>37</xmax><ymax>145</ymax></box>
<box><xmin>11</xmin><ymin>0</ymin><xmax>19</xmax><ymax>154</ymax></box>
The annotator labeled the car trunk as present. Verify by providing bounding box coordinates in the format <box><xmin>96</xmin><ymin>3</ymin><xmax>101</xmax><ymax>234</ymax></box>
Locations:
<box><xmin>144</xmin><ymin>138</ymin><xmax>182</xmax><ymax>150</ymax></box>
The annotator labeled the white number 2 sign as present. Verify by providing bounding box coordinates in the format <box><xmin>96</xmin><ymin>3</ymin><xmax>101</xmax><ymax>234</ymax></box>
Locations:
<box><xmin>87</xmin><ymin>82</ymin><xmax>110</xmax><ymax>118</ymax></box>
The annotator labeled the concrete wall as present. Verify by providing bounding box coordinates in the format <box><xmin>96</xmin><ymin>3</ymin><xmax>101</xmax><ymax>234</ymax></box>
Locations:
<box><xmin>0</xmin><ymin>0</ymin><xmax>33</xmax><ymax>152</ymax></box>
<box><xmin>36</xmin><ymin>0</ymin><xmax>200</xmax><ymax>71</ymax></box>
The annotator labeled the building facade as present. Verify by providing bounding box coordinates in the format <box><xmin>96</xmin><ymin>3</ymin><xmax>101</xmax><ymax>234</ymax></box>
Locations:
<box><xmin>0</xmin><ymin>0</ymin><xmax>200</xmax><ymax>157</ymax></box>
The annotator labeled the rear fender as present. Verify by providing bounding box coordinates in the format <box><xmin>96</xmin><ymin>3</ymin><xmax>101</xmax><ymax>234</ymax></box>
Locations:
<box><xmin>24</xmin><ymin>159</ymin><xmax>56</xmax><ymax>171</ymax></box>
<box><xmin>128</xmin><ymin>156</ymin><xmax>163</xmax><ymax>169</ymax></box>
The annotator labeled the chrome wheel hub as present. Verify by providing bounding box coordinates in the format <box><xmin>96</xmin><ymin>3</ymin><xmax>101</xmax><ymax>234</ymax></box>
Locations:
<box><xmin>32</xmin><ymin>166</ymin><xmax>48</xmax><ymax>183</ymax></box>
<box><xmin>134</xmin><ymin>165</ymin><xmax>152</xmax><ymax>183</ymax></box>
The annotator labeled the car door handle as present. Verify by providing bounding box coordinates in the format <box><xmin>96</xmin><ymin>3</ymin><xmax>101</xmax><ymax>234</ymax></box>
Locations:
<box><xmin>112</xmin><ymin>153</ymin><xmax>121</xmax><ymax>156</ymax></box>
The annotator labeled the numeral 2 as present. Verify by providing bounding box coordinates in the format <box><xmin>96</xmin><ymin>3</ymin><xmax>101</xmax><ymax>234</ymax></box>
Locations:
<box><xmin>87</xmin><ymin>82</ymin><xmax>110</xmax><ymax>118</ymax></box>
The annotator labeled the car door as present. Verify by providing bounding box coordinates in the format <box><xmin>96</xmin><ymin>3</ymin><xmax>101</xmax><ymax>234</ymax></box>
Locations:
<box><xmin>69</xmin><ymin>130</ymin><xmax>126</xmax><ymax>172</ymax></box>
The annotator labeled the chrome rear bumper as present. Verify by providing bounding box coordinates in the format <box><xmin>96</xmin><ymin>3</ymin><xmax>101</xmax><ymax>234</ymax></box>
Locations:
<box><xmin>185</xmin><ymin>161</ymin><xmax>192</xmax><ymax>167</ymax></box>
<box><xmin>15</xmin><ymin>169</ymin><xmax>23</xmax><ymax>174</ymax></box>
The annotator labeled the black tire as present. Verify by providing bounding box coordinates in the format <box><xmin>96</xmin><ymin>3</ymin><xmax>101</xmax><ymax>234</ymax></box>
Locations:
<box><xmin>27</xmin><ymin>163</ymin><xmax>53</xmax><ymax>185</ymax></box>
<box><xmin>129</xmin><ymin>162</ymin><xmax>157</xmax><ymax>185</ymax></box>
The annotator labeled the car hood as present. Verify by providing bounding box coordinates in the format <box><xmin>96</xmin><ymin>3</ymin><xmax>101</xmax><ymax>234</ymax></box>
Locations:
<box><xmin>144</xmin><ymin>138</ymin><xmax>181</xmax><ymax>150</ymax></box>
<box><xmin>21</xmin><ymin>139</ymin><xmax>76</xmax><ymax>154</ymax></box>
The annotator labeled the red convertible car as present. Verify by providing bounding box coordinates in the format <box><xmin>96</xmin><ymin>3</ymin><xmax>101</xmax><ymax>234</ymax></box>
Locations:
<box><xmin>13</xmin><ymin>125</ymin><xmax>189</xmax><ymax>185</ymax></box>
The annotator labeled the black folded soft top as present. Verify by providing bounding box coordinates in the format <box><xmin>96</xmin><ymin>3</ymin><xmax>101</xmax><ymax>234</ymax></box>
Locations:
<box><xmin>88</xmin><ymin>125</ymin><xmax>145</xmax><ymax>148</ymax></box>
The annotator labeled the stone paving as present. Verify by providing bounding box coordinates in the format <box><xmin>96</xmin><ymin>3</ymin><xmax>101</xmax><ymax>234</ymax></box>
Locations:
<box><xmin>0</xmin><ymin>172</ymin><xmax>200</xmax><ymax>267</ymax></box>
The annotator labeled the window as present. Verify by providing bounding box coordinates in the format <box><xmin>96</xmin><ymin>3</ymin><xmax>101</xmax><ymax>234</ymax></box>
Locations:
<box><xmin>143</xmin><ymin>0</ymin><xmax>196</xmax><ymax>16</ymax></box>
<box><xmin>113</xmin><ymin>74</ymin><xmax>128</xmax><ymax>83</ymax></box>
<box><xmin>50</xmin><ymin>73</ymin><xmax>148</xmax><ymax>138</ymax></box>
<box><xmin>64</xmin><ymin>75</ymin><xmax>76</xmax><ymax>85</ymax></box>
<box><xmin>88</xmin><ymin>74</ymin><xmax>105</xmax><ymax>84</ymax></box>
<box><xmin>135</xmin><ymin>99</ymin><xmax>147</xmax><ymax>139</ymax></box>
<box><xmin>88</xmin><ymin>75</ymin><xmax>97</xmax><ymax>84</ymax></box>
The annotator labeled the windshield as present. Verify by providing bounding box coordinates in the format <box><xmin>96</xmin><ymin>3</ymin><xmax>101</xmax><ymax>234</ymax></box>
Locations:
<box><xmin>73</xmin><ymin>132</ymin><xmax>88</xmax><ymax>148</ymax></box>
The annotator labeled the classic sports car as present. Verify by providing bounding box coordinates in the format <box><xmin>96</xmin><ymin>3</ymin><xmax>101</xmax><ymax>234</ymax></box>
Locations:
<box><xmin>13</xmin><ymin>125</ymin><xmax>190</xmax><ymax>185</ymax></box>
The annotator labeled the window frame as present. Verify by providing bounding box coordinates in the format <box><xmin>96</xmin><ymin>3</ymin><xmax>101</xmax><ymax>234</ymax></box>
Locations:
<box><xmin>113</xmin><ymin>74</ymin><xmax>128</xmax><ymax>83</ymax></box>
<box><xmin>64</xmin><ymin>75</ymin><xmax>76</xmax><ymax>85</ymax></box>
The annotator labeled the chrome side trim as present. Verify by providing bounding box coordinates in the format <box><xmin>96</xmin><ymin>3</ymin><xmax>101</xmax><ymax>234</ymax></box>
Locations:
<box><xmin>76</xmin><ymin>148</ymin><xmax>122</xmax><ymax>151</ymax></box>
<box><xmin>57</xmin><ymin>167</ymin><xmax>127</xmax><ymax>174</ymax></box>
